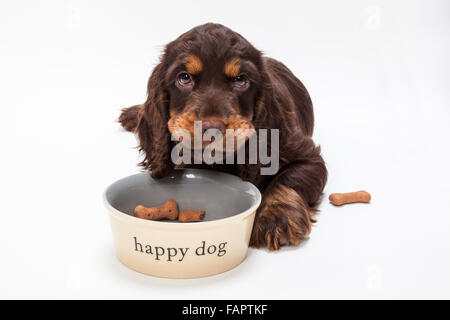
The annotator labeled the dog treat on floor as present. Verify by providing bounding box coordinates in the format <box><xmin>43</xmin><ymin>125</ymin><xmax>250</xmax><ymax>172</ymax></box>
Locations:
<box><xmin>134</xmin><ymin>199</ymin><xmax>179</xmax><ymax>220</ymax></box>
<box><xmin>178</xmin><ymin>210</ymin><xmax>206</xmax><ymax>222</ymax></box>
<box><xmin>329</xmin><ymin>191</ymin><xmax>371</xmax><ymax>206</ymax></box>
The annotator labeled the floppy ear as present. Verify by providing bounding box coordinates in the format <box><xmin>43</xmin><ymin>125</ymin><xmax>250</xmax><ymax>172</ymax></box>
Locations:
<box><xmin>118</xmin><ymin>104</ymin><xmax>143</xmax><ymax>132</ymax></box>
<box><xmin>255</xmin><ymin>57</ymin><xmax>314</xmax><ymax>136</ymax></box>
<box><xmin>135</xmin><ymin>63</ymin><xmax>174</xmax><ymax>179</ymax></box>
<box><xmin>252</xmin><ymin>65</ymin><xmax>275</xmax><ymax>130</ymax></box>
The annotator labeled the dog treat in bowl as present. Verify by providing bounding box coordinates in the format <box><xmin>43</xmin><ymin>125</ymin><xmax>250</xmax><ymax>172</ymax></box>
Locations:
<box><xmin>104</xmin><ymin>170</ymin><xmax>262</xmax><ymax>278</ymax></box>
<box><xmin>329</xmin><ymin>190</ymin><xmax>371</xmax><ymax>206</ymax></box>
<box><xmin>179</xmin><ymin>210</ymin><xmax>206</xmax><ymax>222</ymax></box>
<box><xmin>134</xmin><ymin>199</ymin><xmax>206</xmax><ymax>222</ymax></box>
<box><xmin>134</xmin><ymin>199</ymin><xmax>179</xmax><ymax>220</ymax></box>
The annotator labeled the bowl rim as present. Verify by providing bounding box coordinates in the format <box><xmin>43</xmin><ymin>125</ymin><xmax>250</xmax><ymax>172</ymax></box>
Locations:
<box><xmin>103</xmin><ymin>169</ymin><xmax>262</xmax><ymax>229</ymax></box>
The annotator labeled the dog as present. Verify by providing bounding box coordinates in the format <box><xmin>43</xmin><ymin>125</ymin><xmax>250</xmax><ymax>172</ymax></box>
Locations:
<box><xmin>118</xmin><ymin>23</ymin><xmax>327</xmax><ymax>250</ymax></box>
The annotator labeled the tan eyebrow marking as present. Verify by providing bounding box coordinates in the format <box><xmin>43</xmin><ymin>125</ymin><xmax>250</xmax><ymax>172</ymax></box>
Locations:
<box><xmin>224</xmin><ymin>58</ymin><xmax>241</xmax><ymax>77</ymax></box>
<box><xmin>184</xmin><ymin>55</ymin><xmax>203</xmax><ymax>74</ymax></box>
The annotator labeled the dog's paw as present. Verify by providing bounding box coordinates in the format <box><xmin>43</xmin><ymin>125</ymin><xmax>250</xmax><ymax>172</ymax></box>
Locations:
<box><xmin>249</xmin><ymin>185</ymin><xmax>314</xmax><ymax>251</ymax></box>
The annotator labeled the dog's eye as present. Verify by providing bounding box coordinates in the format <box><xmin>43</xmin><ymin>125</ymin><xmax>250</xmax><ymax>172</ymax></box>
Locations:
<box><xmin>177</xmin><ymin>72</ymin><xmax>193</xmax><ymax>87</ymax></box>
<box><xmin>231</xmin><ymin>74</ymin><xmax>249</xmax><ymax>90</ymax></box>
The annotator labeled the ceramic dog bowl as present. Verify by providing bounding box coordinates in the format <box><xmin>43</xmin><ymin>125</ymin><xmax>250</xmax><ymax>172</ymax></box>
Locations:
<box><xmin>103</xmin><ymin>169</ymin><xmax>261</xmax><ymax>279</ymax></box>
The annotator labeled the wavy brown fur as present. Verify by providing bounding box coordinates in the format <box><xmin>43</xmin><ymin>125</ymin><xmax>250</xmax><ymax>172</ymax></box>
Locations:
<box><xmin>118</xmin><ymin>23</ymin><xmax>327</xmax><ymax>250</ymax></box>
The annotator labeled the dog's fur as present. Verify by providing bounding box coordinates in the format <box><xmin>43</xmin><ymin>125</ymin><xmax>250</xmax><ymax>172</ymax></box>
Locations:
<box><xmin>118</xmin><ymin>23</ymin><xmax>327</xmax><ymax>250</ymax></box>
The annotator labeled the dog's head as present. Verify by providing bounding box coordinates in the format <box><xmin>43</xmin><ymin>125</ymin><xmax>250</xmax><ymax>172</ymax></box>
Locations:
<box><xmin>129</xmin><ymin>23</ymin><xmax>272</xmax><ymax>178</ymax></box>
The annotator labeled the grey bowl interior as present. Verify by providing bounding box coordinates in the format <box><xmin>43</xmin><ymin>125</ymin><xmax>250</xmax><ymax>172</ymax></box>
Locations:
<box><xmin>105</xmin><ymin>169</ymin><xmax>261</xmax><ymax>222</ymax></box>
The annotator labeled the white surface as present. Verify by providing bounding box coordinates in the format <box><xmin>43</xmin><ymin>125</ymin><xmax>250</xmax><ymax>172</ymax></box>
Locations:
<box><xmin>1</xmin><ymin>0</ymin><xmax>449</xmax><ymax>299</ymax></box>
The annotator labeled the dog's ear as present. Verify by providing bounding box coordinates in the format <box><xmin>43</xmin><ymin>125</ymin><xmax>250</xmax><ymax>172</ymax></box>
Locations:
<box><xmin>252</xmin><ymin>62</ymin><xmax>274</xmax><ymax>130</ymax></box>
<box><xmin>255</xmin><ymin>57</ymin><xmax>314</xmax><ymax>136</ymax></box>
<box><xmin>135</xmin><ymin>63</ymin><xmax>174</xmax><ymax>179</ymax></box>
<box><xmin>118</xmin><ymin>104</ymin><xmax>143</xmax><ymax>132</ymax></box>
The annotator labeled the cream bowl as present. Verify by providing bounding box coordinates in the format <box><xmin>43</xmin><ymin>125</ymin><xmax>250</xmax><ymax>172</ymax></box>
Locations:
<box><xmin>103</xmin><ymin>169</ymin><xmax>262</xmax><ymax>279</ymax></box>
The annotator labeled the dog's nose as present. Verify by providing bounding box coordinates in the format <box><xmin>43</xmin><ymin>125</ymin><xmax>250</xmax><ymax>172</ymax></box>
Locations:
<box><xmin>201</xmin><ymin>120</ymin><xmax>226</xmax><ymax>135</ymax></box>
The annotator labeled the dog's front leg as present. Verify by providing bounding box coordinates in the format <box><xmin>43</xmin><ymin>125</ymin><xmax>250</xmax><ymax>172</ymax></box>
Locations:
<box><xmin>250</xmin><ymin>137</ymin><xmax>327</xmax><ymax>250</ymax></box>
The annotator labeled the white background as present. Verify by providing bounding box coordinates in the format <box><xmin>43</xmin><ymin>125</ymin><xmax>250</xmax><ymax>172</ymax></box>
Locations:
<box><xmin>1</xmin><ymin>0</ymin><xmax>449</xmax><ymax>299</ymax></box>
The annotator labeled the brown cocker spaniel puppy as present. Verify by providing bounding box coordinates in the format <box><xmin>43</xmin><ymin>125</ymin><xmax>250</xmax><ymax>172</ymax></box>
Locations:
<box><xmin>119</xmin><ymin>23</ymin><xmax>327</xmax><ymax>250</ymax></box>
